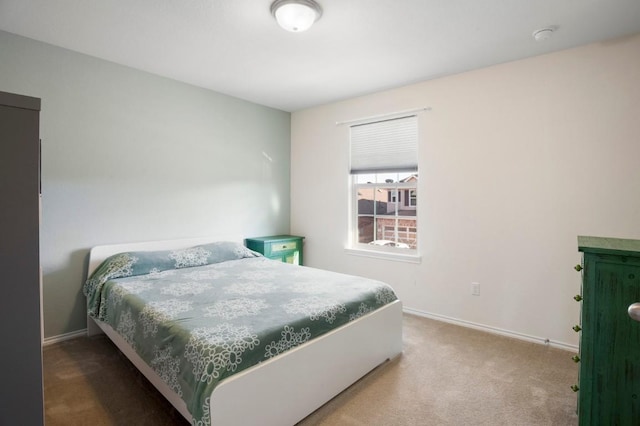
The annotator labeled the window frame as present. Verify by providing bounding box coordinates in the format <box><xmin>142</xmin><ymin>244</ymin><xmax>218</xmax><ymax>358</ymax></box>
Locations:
<box><xmin>345</xmin><ymin>112</ymin><xmax>421</xmax><ymax>262</ymax></box>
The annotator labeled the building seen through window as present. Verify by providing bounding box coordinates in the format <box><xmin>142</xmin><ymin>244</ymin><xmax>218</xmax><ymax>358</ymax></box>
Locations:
<box><xmin>355</xmin><ymin>172</ymin><xmax>417</xmax><ymax>250</ymax></box>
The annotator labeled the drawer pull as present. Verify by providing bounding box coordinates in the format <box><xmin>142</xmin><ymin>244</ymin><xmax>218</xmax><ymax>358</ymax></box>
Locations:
<box><xmin>571</xmin><ymin>384</ymin><xmax>579</xmax><ymax>392</ymax></box>
<box><xmin>572</xmin><ymin>355</ymin><xmax>580</xmax><ymax>363</ymax></box>
<box><xmin>572</xmin><ymin>325</ymin><xmax>582</xmax><ymax>332</ymax></box>
<box><xmin>628</xmin><ymin>303</ymin><xmax>640</xmax><ymax>322</ymax></box>
<box><xmin>574</xmin><ymin>264</ymin><xmax>583</xmax><ymax>272</ymax></box>
<box><xmin>574</xmin><ymin>294</ymin><xmax>583</xmax><ymax>302</ymax></box>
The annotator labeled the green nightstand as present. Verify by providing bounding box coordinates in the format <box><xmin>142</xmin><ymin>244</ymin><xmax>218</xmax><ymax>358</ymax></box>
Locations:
<box><xmin>245</xmin><ymin>235</ymin><xmax>305</xmax><ymax>265</ymax></box>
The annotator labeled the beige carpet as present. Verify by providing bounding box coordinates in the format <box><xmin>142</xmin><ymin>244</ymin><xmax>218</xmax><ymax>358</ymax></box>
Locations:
<box><xmin>44</xmin><ymin>314</ymin><xmax>579</xmax><ymax>425</ymax></box>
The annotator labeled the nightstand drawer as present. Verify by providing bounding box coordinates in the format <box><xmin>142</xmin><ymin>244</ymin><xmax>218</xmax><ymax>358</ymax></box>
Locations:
<box><xmin>271</xmin><ymin>241</ymin><xmax>299</xmax><ymax>252</ymax></box>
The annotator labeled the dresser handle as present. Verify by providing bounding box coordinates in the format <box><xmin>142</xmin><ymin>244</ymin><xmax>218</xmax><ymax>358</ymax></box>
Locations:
<box><xmin>574</xmin><ymin>294</ymin><xmax>583</xmax><ymax>302</ymax></box>
<box><xmin>574</xmin><ymin>264</ymin><xmax>583</xmax><ymax>272</ymax></box>
<box><xmin>572</xmin><ymin>325</ymin><xmax>581</xmax><ymax>332</ymax></box>
<box><xmin>628</xmin><ymin>303</ymin><xmax>640</xmax><ymax>322</ymax></box>
<box><xmin>572</xmin><ymin>355</ymin><xmax>580</xmax><ymax>363</ymax></box>
<box><xmin>571</xmin><ymin>384</ymin><xmax>579</xmax><ymax>392</ymax></box>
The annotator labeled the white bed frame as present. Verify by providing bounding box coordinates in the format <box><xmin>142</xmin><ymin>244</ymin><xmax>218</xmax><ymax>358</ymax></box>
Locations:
<box><xmin>86</xmin><ymin>237</ymin><xmax>403</xmax><ymax>425</ymax></box>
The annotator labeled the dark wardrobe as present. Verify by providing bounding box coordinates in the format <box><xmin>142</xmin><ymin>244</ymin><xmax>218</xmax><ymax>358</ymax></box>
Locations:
<box><xmin>0</xmin><ymin>91</ymin><xmax>44</xmax><ymax>424</ymax></box>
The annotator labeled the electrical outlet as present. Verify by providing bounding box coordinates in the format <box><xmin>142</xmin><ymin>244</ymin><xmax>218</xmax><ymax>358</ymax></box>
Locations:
<box><xmin>471</xmin><ymin>282</ymin><xmax>480</xmax><ymax>296</ymax></box>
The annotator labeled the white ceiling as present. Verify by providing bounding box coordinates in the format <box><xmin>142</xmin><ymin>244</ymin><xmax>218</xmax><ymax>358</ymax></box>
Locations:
<box><xmin>1</xmin><ymin>0</ymin><xmax>639</xmax><ymax>112</ymax></box>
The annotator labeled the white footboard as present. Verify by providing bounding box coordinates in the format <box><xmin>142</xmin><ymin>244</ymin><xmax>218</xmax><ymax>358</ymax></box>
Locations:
<box><xmin>210</xmin><ymin>299</ymin><xmax>403</xmax><ymax>425</ymax></box>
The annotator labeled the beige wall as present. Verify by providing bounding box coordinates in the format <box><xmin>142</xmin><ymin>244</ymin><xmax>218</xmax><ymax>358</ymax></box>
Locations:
<box><xmin>291</xmin><ymin>33</ymin><xmax>640</xmax><ymax>348</ymax></box>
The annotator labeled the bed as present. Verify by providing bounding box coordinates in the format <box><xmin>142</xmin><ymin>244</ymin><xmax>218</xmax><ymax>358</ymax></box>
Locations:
<box><xmin>84</xmin><ymin>237</ymin><xmax>403</xmax><ymax>426</ymax></box>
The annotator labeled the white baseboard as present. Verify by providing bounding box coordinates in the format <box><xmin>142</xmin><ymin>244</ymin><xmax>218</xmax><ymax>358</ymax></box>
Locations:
<box><xmin>403</xmin><ymin>307</ymin><xmax>578</xmax><ymax>353</ymax></box>
<box><xmin>43</xmin><ymin>328</ymin><xmax>87</xmax><ymax>346</ymax></box>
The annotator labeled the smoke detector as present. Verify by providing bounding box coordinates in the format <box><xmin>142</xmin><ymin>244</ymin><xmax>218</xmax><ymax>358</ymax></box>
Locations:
<box><xmin>533</xmin><ymin>27</ymin><xmax>556</xmax><ymax>42</ymax></box>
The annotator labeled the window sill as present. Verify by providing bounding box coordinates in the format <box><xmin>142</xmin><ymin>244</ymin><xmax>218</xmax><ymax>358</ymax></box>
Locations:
<box><xmin>344</xmin><ymin>247</ymin><xmax>422</xmax><ymax>264</ymax></box>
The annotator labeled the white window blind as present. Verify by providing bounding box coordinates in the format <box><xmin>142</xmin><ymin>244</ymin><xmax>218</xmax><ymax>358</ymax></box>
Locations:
<box><xmin>350</xmin><ymin>115</ymin><xmax>418</xmax><ymax>174</ymax></box>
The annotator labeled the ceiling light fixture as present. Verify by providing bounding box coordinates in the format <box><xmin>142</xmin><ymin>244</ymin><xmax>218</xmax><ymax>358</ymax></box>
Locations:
<box><xmin>271</xmin><ymin>0</ymin><xmax>322</xmax><ymax>33</ymax></box>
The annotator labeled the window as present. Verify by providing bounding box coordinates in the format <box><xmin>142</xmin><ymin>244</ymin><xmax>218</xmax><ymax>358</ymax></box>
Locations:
<box><xmin>409</xmin><ymin>189</ymin><xmax>417</xmax><ymax>206</ymax></box>
<box><xmin>349</xmin><ymin>115</ymin><xmax>418</xmax><ymax>253</ymax></box>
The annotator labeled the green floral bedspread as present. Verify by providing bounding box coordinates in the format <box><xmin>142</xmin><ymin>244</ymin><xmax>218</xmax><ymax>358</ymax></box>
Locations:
<box><xmin>83</xmin><ymin>242</ymin><xmax>397</xmax><ymax>426</ymax></box>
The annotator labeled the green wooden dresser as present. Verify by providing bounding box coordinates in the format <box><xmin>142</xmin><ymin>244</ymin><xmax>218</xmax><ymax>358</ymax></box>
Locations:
<box><xmin>245</xmin><ymin>235</ymin><xmax>304</xmax><ymax>265</ymax></box>
<box><xmin>574</xmin><ymin>236</ymin><xmax>640</xmax><ymax>425</ymax></box>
